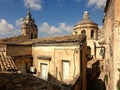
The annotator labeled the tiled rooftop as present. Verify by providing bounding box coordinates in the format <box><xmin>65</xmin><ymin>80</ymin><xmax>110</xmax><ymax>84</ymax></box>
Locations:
<box><xmin>0</xmin><ymin>51</ymin><xmax>17</xmax><ymax>71</ymax></box>
<box><xmin>0</xmin><ymin>35</ymin><xmax>29</xmax><ymax>44</ymax></box>
<box><xmin>0</xmin><ymin>73</ymin><xmax>64</xmax><ymax>90</ymax></box>
<box><xmin>22</xmin><ymin>35</ymin><xmax>86</xmax><ymax>45</ymax></box>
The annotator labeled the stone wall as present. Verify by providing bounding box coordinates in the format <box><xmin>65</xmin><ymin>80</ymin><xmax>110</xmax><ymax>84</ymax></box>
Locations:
<box><xmin>6</xmin><ymin>44</ymin><xmax>32</xmax><ymax>56</ymax></box>
<box><xmin>14</xmin><ymin>56</ymin><xmax>33</xmax><ymax>73</ymax></box>
<box><xmin>32</xmin><ymin>41</ymin><xmax>87</xmax><ymax>90</ymax></box>
<box><xmin>32</xmin><ymin>45</ymin><xmax>80</xmax><ymax>83</ymax></box>
<box><xmin>103</xmin><ymin>0</ymin><xmax>120</xmax><ymax>90</ymax></box>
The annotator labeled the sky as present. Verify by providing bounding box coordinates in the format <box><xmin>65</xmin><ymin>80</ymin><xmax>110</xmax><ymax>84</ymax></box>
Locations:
<box><xmin>0</xmin><ymin>0</ymin><xmax>106</xmax><ymax>38</ymax></box>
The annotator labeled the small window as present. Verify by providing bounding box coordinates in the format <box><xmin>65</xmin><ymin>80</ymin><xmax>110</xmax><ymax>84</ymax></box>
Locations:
<box><xmin>62</xmin><ymin>60</ymin><xmax>70</xmax><ymax>80</ymax></box>
<box><xmin>91</xmin><ymin>30</ymin><xmax>94</xmax><ymax>38</ymax></box>
<box><xmin>75</xmin><ymin>31</ymin><xmax>77</xmax><ymax>35</ymax></box>
<box><xmin>81</xmin><ymin>30</ymin><xmax>86</xmax><ymax>35</ymax></box>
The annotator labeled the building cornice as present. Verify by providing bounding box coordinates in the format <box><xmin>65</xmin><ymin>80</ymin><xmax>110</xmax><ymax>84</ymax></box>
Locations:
<box><xmin>74</xmin><ymin>26</ymin><xmax>98</xmax><ymax>30</ymax></box>
<box><xmin>32</xmin><ymin>35</ymin><xmax>86</xmax><ymax>46</ymax></box>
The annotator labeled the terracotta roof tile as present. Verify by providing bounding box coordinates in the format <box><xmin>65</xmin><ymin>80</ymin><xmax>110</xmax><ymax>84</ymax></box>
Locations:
<box><xmin>0</xmin><ymin>35</ymin><xmax>29</xmax><ymax>44</ymax></box>
<box><xmin>0</xmin><ymin>52</ymin><xmax>17</xmax><ymax>71</ymax></box>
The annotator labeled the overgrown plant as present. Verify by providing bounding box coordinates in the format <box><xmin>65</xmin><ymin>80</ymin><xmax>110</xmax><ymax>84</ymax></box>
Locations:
<box><xmin>104</xmin><ymin>74</ymin><xmax>108</xmax><ymax>83</ymax></box>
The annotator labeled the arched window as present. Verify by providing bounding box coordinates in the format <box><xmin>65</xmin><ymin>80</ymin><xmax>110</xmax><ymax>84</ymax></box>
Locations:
<box><xmin>31</xmin><ymin>33</ymin><xmax>33</xmax><ymax>39</ymax></box>
<box><xmin>75</xmin><ymin>31</ymin><xmax>77</xmax><ymax>35</ymax></box>
<box><xmin>81</xmin><ymin>30</ymin><xmax>86</xmax><ymax>35</ymax></box>
<box><xmin>91</xmin><ymin>30</ymin><xmax>94</xmax><ymax>38</ymax></box>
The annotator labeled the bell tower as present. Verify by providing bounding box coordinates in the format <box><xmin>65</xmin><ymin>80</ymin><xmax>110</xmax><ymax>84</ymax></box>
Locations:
<box><xmin>21</xmin><ymin>7</ymin><xmax>38</xmax><ymax>39</ymax></box>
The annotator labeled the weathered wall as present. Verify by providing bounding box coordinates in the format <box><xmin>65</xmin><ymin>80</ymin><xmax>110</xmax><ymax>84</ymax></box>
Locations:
<box><xmin>6</xmin><ymin>44</ymin><xmax>32</xmax><ymax>56</ymax></box>
<box><xmin>103</xmin><ymin>0</ymin><xmax>114</xmax><ymax>89</ymax></box>
<box><xmin>32</xmin><ymin>45</ymin><xmax>80</xmax><ymax>83</ymax></box>
<box><xmin>0</xmin><ymin>43</ymin><xmax>6</xmax><ymax>51</ymax></box>
<box><xmin>32</xmin><ymin>40</ymin><xmax>87</xmax><ymax>90</ymax></box>
<box><xmin>103</xmin><ymin>0</ymin><xmax>120</xmax><ymax>90</ymax></box>
<box><xmin>14</xmin><ymin>57</ymin><xmax>33</xmax><ymax>73</ymax></box>
<box><xmin>113</xmin><ymin>0</ymin><xmax>120</xmax><ymax>90</ymax></box>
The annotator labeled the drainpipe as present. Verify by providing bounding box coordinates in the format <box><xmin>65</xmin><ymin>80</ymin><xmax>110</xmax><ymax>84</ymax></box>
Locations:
<box><xmin>94</xmin><ymin>42</ymin><xmax>96</xmax><ymax>58</ymax></box>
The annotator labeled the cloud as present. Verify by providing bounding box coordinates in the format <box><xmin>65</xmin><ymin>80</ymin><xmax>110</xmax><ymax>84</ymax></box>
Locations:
<box><xmin>23</xmin><ymin>0</ymin><xmax>43</xmax><ymax>10</ymax></box>
<box><xmin>87</xmin><ymin>0</ymin><xmax>106</xmax><ymax>9</ymax></box>
<box><xmin>16</xmin><ymin>18</ymin><xmax>23</xmax><ymax>27</ymax></box>
<box><xmin>58</xmin><ymin>23</ymin><xmax>73</xmax><ymax>32</ymax></box>
<box><xmin>38</xmin><ymin>22</ymin><xmax>60</xmax><ymax>35</ymax></box>
<box><xmin>38</xmin><ymin>22</ymin><xmax>73</xmax><ymax>37</ymax></box>
<box><xmin>0</xmin><ymin>19</ymin><xmax>19</xmax><ymax>38</ymax></box>
<box><xmin>0</xmin><ymin>20</ymin><xmax>73</xmax><ymax>38</ymax></box>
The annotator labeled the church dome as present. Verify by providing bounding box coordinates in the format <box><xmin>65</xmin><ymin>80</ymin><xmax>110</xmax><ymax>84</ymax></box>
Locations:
<box><xmin>77</xmin><ymin>11</ymin><xmax>97</xmax><ymax>25</ymax></box>
<box><xmin>78</xmin><ymin>18</ymin><xmax>96</xmax><ymax>25</ymax></box>
<box><xmin>73</xmin><ymin>11</ymin><xmax>98</xmax><ymax>40</ymax></box>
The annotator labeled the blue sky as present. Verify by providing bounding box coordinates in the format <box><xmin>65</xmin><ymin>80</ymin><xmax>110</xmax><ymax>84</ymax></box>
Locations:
<box><xmin>0</xmin><ymin>0</ymin><xmax>106</xmax><ymax>38</ymax></box>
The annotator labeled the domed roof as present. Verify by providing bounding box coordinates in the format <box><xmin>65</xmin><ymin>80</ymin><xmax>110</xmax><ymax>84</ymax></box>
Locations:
<box><xmin>78</xmin><ymin>11</ymin><xmax>97</xmax><ymax>25</ymax></box>
<box><xmin>79</xmin><ymin>18</ymin><xmax>96</xmax><ymax>24</ymax></box>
